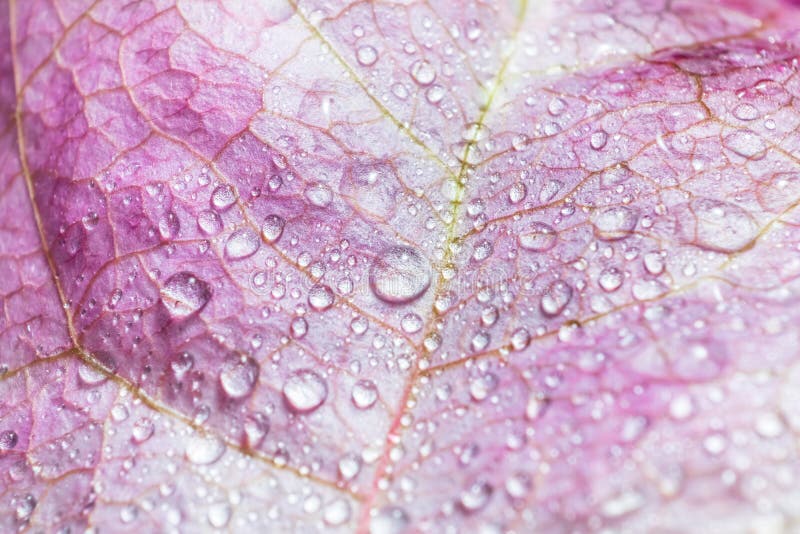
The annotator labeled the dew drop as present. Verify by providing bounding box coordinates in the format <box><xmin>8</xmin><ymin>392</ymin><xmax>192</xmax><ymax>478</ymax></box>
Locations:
<box><xmin>723</xmin><ymin>129</ymin><xmax>767</xmax><ymax>159</ymax></box>
<box><xmin>160</xmin><ymin>271</ymin><xmax>211</xmax><ymax>318</ymax></box>
<box><xmin>283</xmin><ymin>369</ymin><xmax>328</xmax><ymax>413</ymax></box>
<box><xmin>540</xmin><ymin>280</ymin><xmax>572</xmax><ymax>317</ymax></box>
<box><xmin>643</xmin><ymin>252</ymin><xmax>665</xmax><ymax>275</ymax></box>
<box><xmin>324</xmin><ymin>498</ymin><xmax>351</xmax><ymax>526</ymax></box>
<box><xmin>356</xmin><ymin>45</ymin><xmax>378</xmax><ymax>66</ymax></box>
<box><xmin>598</xmin><ymin>267</ymin><xmax>624</xmax><ymax>292</ymax></box>
<box><xmin>305</xmin><ymin>182</ymin><xmax>333</xmax><ymax>208</ymax></box>
<box><xmin>308</xmin><ymin>284</ymin><xmax>335</xmax><ymax>311</ymax></box>
<box><xmin>508</xmin><ymin>182</ymin><xmax>527</xmax><ymax>204</ymax></box>
<box><xmin>506</xmin><ymin>473</ymin><xmax>532</xmax><ymax>499</ymax></box>
<box><xmin>369</xmin><ymin>246</ymin><xmax>431</xmax><ymax>304</ymax></box>
<box><xmin>400</xmin><ymin>312</ymin><xmax>423</xmax><ymax>333</ymax></box>
<box><xmin>469</xmin><ymin>373</ymin><xmax>497</xmax><ymax>401</ymax></box>
<box><xmin>290</xmin><ymin>316</ymin><xmax>308</xmax><ymax>339</ymax></box>
<box><xmin>547</xmin><ymin>97</ymin><xmax>567</xmax><ymax>116</ymax></box>
<box><xmin>470</xmin><ymin>331</ymin><xmax>490</xmax><ymax>352</ymax></box>
<box><xmin>590</xmin><ymin>130</ymin><xmax>608</xmax><ymax>150</ymax></box>
<box><xmin>733</xmin><ymin>102</ymin><xmax>759</xmax><ymax>121</ymax></box>
<box><xmin>410</xmin><ymin>60</ymin><xmax>436</xmax><ymax>85</ymax></box>
<box><xmin>426</xmin><ymin>85</ymin><xmax>445</xmax><ymax>104</ymax></box>
<box><xmin>338</xmin><ymin>453</ymin><xmax>362</xmax><ymax>480</ymax></box>
<box><xmin>211</xmin><ymin>184</ymin><xmax>236</xmax><ymax>211</ymax></box>
<box><xmin>370</xmin><ymin>507</ymin><xmax>409</xmax><ymax>534</ymax></box>
<box><xmin>219</xmin><ymin>355</ymin><xmax>259</xmax><ymax>399</ymax></box>
<box><xmin>158</xmin><ymin>211</ymin><xmax>180</xmax><ymax>239</ymax></box>
<box><xmin>207</xmin><ymin>502</ymin><xmax>231</xmax><ymax>528</ymax></box>
<box><xmin>685</xmin><ymin>198</ymin><xmax>757</xmax><ymax>253</ymax></box>
<box><xmin>351</xmin><ymin>316</ymin><xmax>369</xmax><ymax>335</ymax></box>
<box><xmin>197</xmin><ymin>210</ymin><xmax>223</xmax><ymax>236</ymax></box>
<box><xmin>0</xmin><ymin>429</ymin><xmax>18</xmax><ymax>450</ymax></box>
<box><xmin>351</xmin><ymin>379</ymin><xmax>378</xmax><ymax>409</ymax></box>
<box><xmin>14</xmin><ymin>494</ymin><xmax>36</xmax><ymax>521</ymax></box>
<box><xmin>131</xmin><ymin>418</ymin><xmax>154</xmax><ymax>443</ymax></box>
<box><xmin>185</xmin><ymin>435</ymin><xmax>225</xmax><ymax>465</ymax></box>
<box><xmin>518</xmin><ymin>222</ymin><xmax>557</xmax><ymax>252</ymax></box>
<box><xmin>510</xmin><ymin>327</ymin><xmax>530</xmax><ymax>351</ymax></box>
<box><xmin>225</xmin><ymin>228</ymin><xmax>260</xmax><ymax>260</ymax></box>
<box><xmin>460</xmin><ymin>481</ymin><xmax>493</xmax><ymax>512</ymax></box>
<box><xmin>244</xmin><ymin>413</ymin><xmax>270</xmax><ymax>449</ymax></box>
<box><xmin>591</xmin><ymin>206</ymin><xmax>638</xmax><ymax>240</ymax></box>
<box><xmin>261</xmin><ymin>214</ymin><xmax>285</xmax><ymax>243</ymax></box>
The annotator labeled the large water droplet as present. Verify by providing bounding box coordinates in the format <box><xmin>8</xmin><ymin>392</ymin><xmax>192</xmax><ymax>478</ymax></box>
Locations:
<box><xmin>400</xmin><ymin>312</ymin><xmax>423</xmax><ymax>333</ymax></box>
<box><xmin>510</xmin><ymin>327</ymin><xmax>530</xmax><ymax>351</ymax></box>
<box><xmin>598</xmin><ymin>267</ymin><xmax>624</xmax><ymax>292</ymax></box>
<box><xmin>225</xmin><ymin>228</ymin><xmax>260</xmax><ymax>260</ymax></box>
<box><xmin>733</xmin><ymin>102</ymin><xmax>759</xmax><ymax>121</ymax></box>
<box><xmin>685</xmin><ymin>198</ymin><xmax>757</xmax><ymax>253</ymax></box>
<box><xmin>261</xmin><ymin>214</ymin><xmax>285</xmax><ymax>243</ymax></box>
<box><xmin>370</xmin><ymin>507</ymin><xmax>409</xmax><ymax>534</ymax></box>
<box><xmin>410</xmin><ymin>60</ymin><xmax>436</xmax><ymax>85</ymax></box>
<box><xmin>161</xmin><ymin>272</ymin><xmax>212</xmax><ymax>318</ymax></box>
<box><xmin>207</xmin><ymin>502</ymin><xmax>231</xmax><ymax>528</ymax></box>
<box><xmin>540</xmin><ymin>280</ymin><xmax>572</xmax><ymax>317</ymax></box>
<box><xmin>591</xmin><ymin>206</ymin><xmax>638</xmax><ymax>240</ymax></box>
<box><xmin>305</xmin><ymin>182</ymin><xmax>333</xmax><ymax>207</ymax></box>
<box><xmin>211</xmin><ymin>184</ymin><xmax>236</xmax><ymax>211</ymax></box>
<box><xmin>185</xmin><ymin>435</ymin><xmax>225</xmax><ymax>465</ymax></box>
<box><xmin>356</xmin><ymin>45</ymin><xmax>378</xmax><ymax>66</ymax></box>
<box><xmin>590</xmin><ymin>130</ymin><xmax>608</xmax><ymax>150</ymax></box>
<box><xmin>219</xmin><ymin>355</ymin><xmax>259</xmax><ymax>399</ymax></box>
<box><xmin>131</xmin><ymin>418</ymin><xmax>155</xmax><ymax>443</ymax></box>
<box><xmin>508</xmin><ymin>182</ymin><xmax>527</xmax><ymax>204</ymax></box>
<box><xmin>197</xmin><ymin>210</ymin><xmax>223</xmax><ymax>236</ymax></box>
<box><xmin>308</xmin><ymin>284</ymin><xmax>335</xmax><ymax>311</ymax></box>
<box><xmin>369</xmin><ymin>246</ymin><xmax>431</xmax><ymax>304</ymax></box>
<box><xmin>283</xmin><ymin>369</ymin><xmax>328</xmax><ymax>413</ymax></box>
<box><xmin>324</xmin><ymin>498</ymin><xmax>352</xmax><ymax>526</ymax></box>
<box><xmin>518</xmin><ymin>222</ymin><xmax>557</xmax><ymax>252</ymax></box>
<box><xmin>351</xmin><ymin>379</ymin><xmax>378</xmax><ymax>409</ymax></box>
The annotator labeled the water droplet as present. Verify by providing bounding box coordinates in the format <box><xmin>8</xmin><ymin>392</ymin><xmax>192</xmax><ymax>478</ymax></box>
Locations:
<box><xmin>185</xmin><ymin>435</ymin><xmax>225</xmax><ymax>465</ymax></box>
<box><xmin>370</xmin><ymin>507</ymin><xmax>409</xmax><ymax>534</ymax></box>
<box><xmin>219</xmin><ymin>355</ymin><xmax>259</xmax><ymax>399</ymax></box>
<box><xmin>283</xmin><ymin>369</ymin><xmax>328</xmax><ymax>413</ymax></box>
<box><xmin>508</xmin><ymin>182</ymin><xmax>527</xmax><ymax>204</ymax></box>
<box><xmin>643</xmin><ymin>251</ymin><xmax>664</xmax><ymax>275</ymax></box>
<box><xmin>305</xmin><ymin>182</ymin><xmax>333</xmax><ymax>208</ymax></box>
<box><xmin>426</xmin><ymin>85</ymin><xmax>445</xmax><ymax>104</ymax></box>
<box><xmin>324</xmin><ymin>498</ymin><xmax>351</xmax><ymax>526</ymax></box>
<box><xmin>518</xmin><ymin>222</ymin><xmax>557</xmax><ymax>251</ymax></box>
<box><xmin>159</xmin><ymin>211</ymin><xmax>180</xmax><ymax>239</ymax></box>
<box><xmin>723</xmin><ymin>129</ymin><xmax>767</xmax><ymax>159</ymax></box>
<box><xmin>351</xmin><ymin>380</ymin><xmax>378</xmax><ymax>409</ymax></box>
<box><xmin>161</xmin><ymin>271</ymin><xmax>211</xmax><ymax>318</ymax></box>
<box><xmin>308</xmin><ymin>284</ymin><xmax>334</xmax><ymax>311</ymax></box>
<box><xmin>351</xmin><ymin>316</ymin><xmax>368</xmax><ymax>335</ymax></box>
<box><xmin>14</xmin><ymin>494</ymin><xmax>36</xmax><ymax>521</ymax></box>
<box><xmin>469</xmin><ymin>373</ymin><xmax>497</xmax><ymax>401</ymax></box>
<box><xmin>400</xmin><ymin>312</ymin><xmax>423</xmax><ymax>333</ymax></box>
<box><xmin>472</xmin><ymin>240</ymin><xmax>492</xmax><ymax>261</ymax></box>
<box><xmin>601</xmin><ymin>491</ymin><xmax>644</xmax><ymax>518</ymax></box>
<box><xmin>369</xmin><ymin>246</ymin><xmax>431</xmax><ymax>304</ymax></box>
<box><xmin>540</xmin><ymin>280</ymin><xmax>572</xmax><ymax>317</ymax></box>
<box><xmin>225</xmin><ymin>228</ymin><xmax>260</xmax><ymax>260</ymax></box>
<box><xmin>410</xmin><ymin>60</ymin><xmax>436</xmax><ymax>85</ymax></box>
<box><xmin>131</xmin><ymin>418</ymin><xmax>154</xmax><ymax>443</ymax></box>
<box><xmin>0</xmin><ymin>430</ymin><xmax>18</xmax><ymax>450</ymax></box>
<box><xmin>261</xmin><ymin>214</ymin><xmax>285</xmax><ymax>243</ymax></box>
<box><xmin>207</xmin><ymin>502</ymin><xmax>231</xmax><ymax>528</ymax></box>
<box><xmin>470</xmin><ymin>331</ymin><xmax>490</xmax><ymax>352</ymax></box>
<box><xmin>733</xmin><ymin>102</ymin><xmax>759</xmax><ymax>121</ymax></box>
<box><xmin>510</xmin><ymin>328</ymin><xmax>530</xmax><ymax>351</ymax></box>
<box><xmin>590</xmin><ymin>130</ymin><xmax>608</xmax><ymax>150</ymax></box>
<box><xmin>197</xmin><ymin>210</ymin><xmax>223</xmax><ymax>236</ymax></box>
<box><xmin>684</xmin><ymin>198</ymin><xmax>757</xmax><ymax>253</ymax></box>
<box><xmin>591</xmin><ymin>206</ymin><xmax>638</xmax><ymax>240</ymax></box>
<box><xmin>356</xmin><ymin>45</ymin><xmax>378</xmax><ymax>66</ymax></box>
<box><xmin>338</xmin><ymin>453</ymin><xmax>362</xmax><ymax>480</ymax></box>
<box><xmin>290</xmin><ymin>316</ymin><xmax>308</xmax><ymax>339</ymax></box>
<box><xmin>243</xmin><ymin>413</ymin><xmax>270</xmax><ymax>448</ymax></box>
<box><xmin>598</xmin><ymin>267</ymin><xmax>624</xmax><ymax>292</ymax></box>
<box><xmin>171</xmin><ymin>352</ymin><xmax>194</xmax><ymax>381</ymax></box>
<box><xmin>460</xmin><ymin>481</ymin><xmax>493</xmax><ymax>512</ymax></box>
<box><xmin>211</xmin><ymin>184</ymin><xmax>236</xmax><ymax>211</ymax></box>
<box><xmin>547</xmin><ymin>97</ymin><xmax>567</xmax><ymax>116</ymax></box>
<box><xmin>755</xmin><ymin>412</ymin><xmax>784</xmax><ymax>438</ymax></box>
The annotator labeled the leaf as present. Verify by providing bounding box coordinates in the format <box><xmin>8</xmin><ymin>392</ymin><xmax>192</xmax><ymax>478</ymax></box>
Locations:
<box><xmin>3</xmin><ymin>0</ymin><xmax>800</xmax><ymax>532</ymax></box>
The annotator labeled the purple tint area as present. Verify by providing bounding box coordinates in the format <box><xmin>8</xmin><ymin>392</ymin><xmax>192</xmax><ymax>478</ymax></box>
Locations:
<box><xmin>2</xmin><ymin>0</ymin><xmax>800</xmax><ymax>532</ymax></box>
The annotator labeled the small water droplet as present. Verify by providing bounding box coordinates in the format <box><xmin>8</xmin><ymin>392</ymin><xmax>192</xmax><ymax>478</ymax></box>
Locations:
<box><xmin>410</xmin><ymin>60</ymin><xmax>436</xmax><ymax>85</ymax></box>
<box><xmin>598</xmin><ymin>267</ymin><xmax>624</xmax><ymax>292</ymax></box>
<box><xmin>733</xmin><ymin>102</ymin><xmax>759</xmax><ymax>121</ymax></box>
<box><xmin>547</xmin><ymin>97</ymin><xmax>567</xmax><ymax>116</ymax></box>
<box><xmin>508</xmin><ymin>182</ymin><xmax>527</xmax><ymax>204</ymax></box>
<box><xmin>370</xmin><ymin>507</ymin><xmax>409</xmax><ymax>534</ymax></box>
<box><xmin>0</xmin><ymin>430</ymin><xmax>18</xmax><ymax>450</ymax></box>
<box><xmin>510</xmin><ymin>328</ymin><xmax>530</xmax><ymax>351</ymax></box>
<box><xmin>338</xmin><ymin>453</ymin><xmax>362</xmax><ymax>480</ymax></box>
<box><xmin>369</xmin><ymin>246</ymin><xmax>431</xmax><ymax>304</ymax></box>
<box><xmin>308</xmin><ymin>284</ymin><xmax>334</xmax><ymax>311</ymax></box>
<box><xmin>14</xmin><ymin>494</ymin><xmax>36</xmax><ymax>521</ymax></box>
<box><xmin>540</xmin><ymin>280</ymin><xmax>572</xmax><ymax>316</ymax></box>
<box><xmin>460</xmin><ymin>481</ymin><xmax>493</xmax><ymax>512</ymax></box>
<box><xmin>400</xmin><ymin>312</ymin><xmax>423</xmax><ymax>333</ymax></box>
<box><xmin>211</xmin><ymin>184</ymin><xmax>236</xmax><ymax>211</ymax></box>
<box><xmin>518</xmin><ymin>222</ymin><xmax>557</xmax><ymax>252</ymax></box>
<box><xmin>591</xmin><ymin>206</ymin><xmax>638</xmax><ymax>240</ymax></box>
<box><xmin>470</xmin><ymin>331</ymin><xmax>490</xmax><ymax>352</ymax></box>
<box><xmin>207</xmin><ymin>502</ymin><xmax>231</xmax><ymax>528</ymax></box>
<box><xmin>225</xmin><ymin>228</ymin><xmax>260</xmax><ymax>260</ymax></box>
<box><xmin>219</xmin><ymin>355</ymin><xmax>259</xmax><ymax>399</ymax></box>
<box><xmin>283</xmin><ymin>369</ymin><xmax>328</xmax><ymax>413</ymax></box>
<box><xmin>131</xmin><ymin>418</ymin><xmax>155</xmax><ymax>443</ymax></box>
<box><xmin>351</xmin><ymin>379</ymin><xmax>378</xmax><ymax>409</ymax></box>
<box><xmin>684</xmin><ymin>198</ymin><xmax>757</xmax><ymax>253</ymax></box>
<box><xmin>590</xmin><ymin>130</ymin><xmax>608</xmax><ymax>150</ymax></box>
<box><xmin>244</xmin><ymin>413</ymin><xmax>270</xmax><ymax>448</ymax></box>
<box><xmin>160</xmin><ymin>272</ymin><xmax>211</xmax><ymax>318</ymax></box>
<box><xmin>356</xmin><ymin>45</ymin><xmax>378</xmax><ymax>66</ymax></box>
<box><xmin>197</xmin><ymin>210</ymin><xmax>223</xmax><ymax>236</ymax></box>
<box><xmin>324</xmin><ymin>498</ymin><xmax>351</xmax><ymax>526</ymax></box>
<box><xmin>261</xmin><ymin>214</ymin><xmax>285</xmax><ymax>243</ymax></box>
<box><xmin>643</xmin><ymin>252</ymin><xmax>665</xmax><ymax>275</ymax></box>
<box><xmin>290</xmin><ymin>316</ymin><xmax>308</xmax><ymax>339</ymax></box>
<box><xmin>185</xmin><ymin>435</ymin><xmax>225</xmax><ymax>465</ymax></box>
<box><xmin>305</xmin><ymin>182</ymin><xmax>333</xmax><ymax>207</ymax></box>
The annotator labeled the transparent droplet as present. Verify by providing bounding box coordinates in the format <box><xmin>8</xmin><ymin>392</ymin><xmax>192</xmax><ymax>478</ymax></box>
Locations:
<box><xmin>244</xmin><ymin>413</ymin><xmax>270</xmax><ymax>448</ymax></box>
<box><xmin>460</xmin><ymin>481</ymin><xmax>493</xmax><ymax>512</ymax></box>
<box><xmin>207</xmin><ymin>502</ymin><xmax>231</xmax><ymax>528</ymax></box>
<box><xmin>351</xmin><ymin>316</ymin><xmax>368</xmax><ymax>335</ymax></box>
<box><xmin>472</xmin><ymin>240</ymin><xmax>493</xmax><ymax>261</ymax></box>
<box><xmin>508</xmin><ymin>182</ymin><xmax>527</xmax><ymax>204</ymax></box>
<box><xmin>131</xmin><ymin>418</ymin><xmax>155</xmax><ymax>443</ymax></box>
<box><xmin>305</xmin><ymin>182</ymin><xmax>333</xmax><ymax>207</ymax></box>
<box><xmin>369</xmin><ymin>246</ymin><xmax>431</xmax><ymax>304</ymax></box>
<box><xmin>591</xmin><ymin>206</ymin><xmax>638</xmax><ymax>240</ymax></box>
<box><xmin>197</xmin><ymin>210</ymin><xmax>223</xmax><ymax>236</ymax></box>
<box><xmin>356</xmin><ymin>45</ymin><xmax>378</xmax><ymax>66</ymax></box>
<box><xmin>160</xmin><ymin>271</ymin><xmax>212</xmax><ymax>318</ymax></box>
<box><xmin>470</xmin><ymin>331</ymin><xmax>490</xmax><ymax>352</ymax></box>
<box><xmin>733</xmin><ymin>102</ymin><xmax>759</xmax><ymax>121</ymax></box>
<box><xmin>225</xmin><ymin>228</ymin><xmax>260</xmax><ymax>260</ymax></box>
<box><xmin>518</xmin><ymin>222</ymin><xmax>557</xmax><ymax>252</ymax></box>
<box><xmin>338</xmin><ymin>453</ymin><xmax>362</xmax><ymax>480</ymax></box>
<box><xmin>158</xmin><ymin>211</ymin><xmax>180</xmax><ymax>239</ymax></box>
<box><xmin>643</xmin><ymin>252</ymin><xmax>665</xmax><ymax>275</ymax></box>
<box><xmin>323</xmin><ymin>498</ymin><xmax>351</xmax><ymax>526</ymax></box>
<box><xmin>598</xmin><ymin>267</ymin><xmax>624</xmax><ymax>292</ymax></box>
<box><xmin>547</xmin><ymin>97</ymin><xmax>567</xmax><ymax>116</ymax></box>
<box><xmin>261</xmin><ymin>214</ymin><xmax>285</xmax><ymax>243</ymax></box>
<box><xmin>185</xmin><ymin>435</ymin><xmax>225</xmax><ymax>465</ymax></box>
<box><xmin>686</xmin><ymin>198</ymin><xmax>757</xmax><ymax>253</ymax></box>
<box><xmin>0</xmin><ymin>429</ymin><xmax>18</xmax><ymax>450</ymax></box>
<box><xmin>351</xmin><ymin>379</ymin><xmax>378</xmax><ymax>409</ymax></box>
<box><xmin>308</xmin><ymin>284</ymin><xmax>335</xmax><ymax>311</ymax></box>
<box><xmin>426</xmin><ymin>85</ymin><xmax>445</xmax><ymax>104</ymax></box>
<box><xmin>370</xmin><ymin>507</ymin><xmax>409</xmax><ymax>534</ymax></box>
<box><xmin>290</xmin><ymin>316</ymin><xmax>308</xmax><ymax>339</ymax></box>
<box><xmin>211</xmin><ymin>184</ymin><xmax>236</xmax><ymax>211</ymax></box>
<box><xmin>506</xmin><ymin>472</ymin><xmax>532</xmax><ymax>499</ymax></box>
<box><xmin>540</xmin><ymin>280</ymin><xmax>572</xmax><ymax>316</ymax></box>
<box><xmin>283</xmin><ymin>369</ymin><xmax>328</xmax><ymax>413</ymax></box>
<box><xmin>14</xmin><ymin>494</ymin><xmax>36</xmax><ymax>521</ymax></box>
<box><xmin>400</xmin><ymin>312</ymin><xmax>423</xmax><ymax>333</ymax></box>
<box><xmin>410</xmin><ymin>60</ymin><xmax>436</xmax><ymax>85</ymax></box>
<box><xmin>510</xmin><ymin>327</ymin><xmax>530</xmax><ymax>351</ymax></box>
<box><xmin>469</xmin><ymin>373</ymin><xmax>497</xmax><ymax>401</ymax></box>
<box><xmin>590</xmin><ymin>130</ymin><xmax>608</xmax><ymax>150</ymax></box>
<box><xmin>219</xmin><ymin>355</ymin><xmax>259</xmax><ymax>399</ymax></box>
